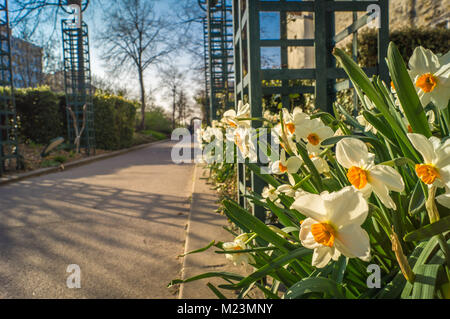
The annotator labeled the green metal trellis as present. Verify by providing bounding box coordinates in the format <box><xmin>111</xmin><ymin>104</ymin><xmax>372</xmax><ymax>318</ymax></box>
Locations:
<box><xmin>0</xmin><ymin>0</ymin><xmax>21</xmax><ymax>176</ymax></box>
<box><xmin>232</xmin><ymin>0</ymin><xmax>389</xmax><ymax>220</ymax></box>
<box><xmin>200</xmin><ymin>0</ymin><xmax>235</xmax><ymax>121</ymax></box>
<box><xmin>62</xmin><ymin>19</ymin><xmax>95</xmax><ymax>155</ymax></box>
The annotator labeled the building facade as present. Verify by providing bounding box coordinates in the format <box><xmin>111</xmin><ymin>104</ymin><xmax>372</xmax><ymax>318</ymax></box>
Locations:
<box><xmin>11</xmin><ymin>36</ymin><xmax>43</xmax><ymax>88</ymax></box>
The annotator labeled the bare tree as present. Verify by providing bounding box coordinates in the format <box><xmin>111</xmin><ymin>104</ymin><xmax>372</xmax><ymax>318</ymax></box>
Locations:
<box><xmin>158</xmin><ymin>64</ymin><xmax>185</xmax><ymax>130</ymax></box>
<box><xmin>99</xmin><ymin>0</ymin><xmax>174</xmax><ymax>130</ymax></box>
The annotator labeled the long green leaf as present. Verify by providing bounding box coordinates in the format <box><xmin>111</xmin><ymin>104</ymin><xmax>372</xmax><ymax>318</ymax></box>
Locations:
<box><xmin>404</xmin><ymin>216</ymin><xmax>450</xmax><ymax>242</ymax></box>
<box><xmin>408</xmin><ymin>180</ymin><xmax>426</xmax><ymax>216</ymax></box>
<box><xmin>219</xmin><ymin>247</ymin><xmax>311</xmax><ymax>290</ymax></box>
<box><xmin>333</xmin><ymin>47</ymin><xmax>419</xmax><ymax>161</ymax></box>
<box><xmin>284</xmin><ymin>277</ymin><xmax>345</xmax><ymax>299</ymax></box>
<box><xmin>207</xmin><ymin>282</ymin><xmax>227</xmax><ymax>299</ymax></box>
<box><xmin>223</xmin><ymin>199</ymin><xmax>296</xmax><ymax>252</ymax></box>
<box><xmin>387</xmin><ymin>42</ymin><xmax>431</xmax><ymax>137</ymax></box>
<box><xmin>168</xmin><ymin>272</ymin><xmax>244</xmax><ymax>287</ymax></box>
<box><xmin>411</xmin><ymin>264</ymin><xmax>441</xmax><ymax>299</ymax></box>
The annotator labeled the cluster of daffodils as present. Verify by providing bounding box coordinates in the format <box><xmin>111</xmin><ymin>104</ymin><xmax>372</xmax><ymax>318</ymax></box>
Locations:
<box><xmin>194</xmin><ymin>44</ymin><xmax>450</xmax><ymax>293</ymax></box>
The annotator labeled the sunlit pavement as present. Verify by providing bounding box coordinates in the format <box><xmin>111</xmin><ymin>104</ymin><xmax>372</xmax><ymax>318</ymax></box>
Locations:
<box><xmin>0</xmin><ymin>140</ymin><xmax>195</xmax><ymax>298</ymax></box>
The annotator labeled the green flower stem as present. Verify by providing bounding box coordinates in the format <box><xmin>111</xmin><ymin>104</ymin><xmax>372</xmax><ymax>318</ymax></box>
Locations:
<box><xmin>292</xmin><ymin>174</ymin><xmax>311</xmax><ymax>190</ymax></box>
<box><xmin>245</xmin><ymin>233</ymin><xmax>258</xmax><ymax>245</ymax></box>
<box><xmin>426</xmin><ymin>185</ymin><xmax>440</xmax><ymax>223</ymax></box>
<box><xmin>425</xmin><ymin>185</ymin><xmax>450</xmax><ymax>271</ymax></box>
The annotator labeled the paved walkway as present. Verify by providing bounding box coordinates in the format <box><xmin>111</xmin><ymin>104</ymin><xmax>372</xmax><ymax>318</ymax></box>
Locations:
<box><xmin>0</xmin><ymin>140</ymin><xmax>237</xmax><ymax>298</ymax></box>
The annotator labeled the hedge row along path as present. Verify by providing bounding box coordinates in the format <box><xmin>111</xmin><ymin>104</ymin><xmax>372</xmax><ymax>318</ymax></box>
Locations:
<box><xmin>0</xmin><ymin>140</ymin><xmax>233</xmax><ymax>298</ymax></box>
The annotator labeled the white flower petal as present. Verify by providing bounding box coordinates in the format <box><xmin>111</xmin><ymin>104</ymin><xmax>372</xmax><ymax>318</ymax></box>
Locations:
<box><xmin>407</xmin><ymin>133</ymin><xmax>436</xmax><ymax>164</ymax></box>
<box><xmin>286</xmin><ymin>156</ymin><xmax>303</xmax><ymax>173</ymax></box>
<box><xmin>322</xmin><ymin>186</ymin><xmax>369</xmax><ymax>227</ymax></box>
<box><xmin>336</xmin><ymin>138</ymin><xmax>370</xmax><ymax>169</ymax></box>
<box><xmin>369</xmin><ymin>165</ymin><xmax>405</xmax><ymax>193</ymax></box>
<box><xmin>312</xmin><ymin>247</ymin><xmax>333</xmax><ymax>268</ymax></box>
<box><xmin>370</xmin><ymin>173</ymin><xmax>397</xmax><ymax>210</ymax></box>
<box><xmin>436</xmin><ymin>193</ymin><xmax>450</xmax><ymax>208</ymax></box>
<box><xmin>334</xmin><ymin>224</ymin><xmax>371</xmax><ymax>261</ymax></box>
<box><xmin>291</xmin><ymin>193</ymin><xmax>328</xmax><ymax>223</ymax></box>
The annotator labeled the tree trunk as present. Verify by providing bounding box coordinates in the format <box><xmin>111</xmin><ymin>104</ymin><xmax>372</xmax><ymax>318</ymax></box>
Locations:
<box><xmin>138</xmin><ymin>68</ymin><xmax>146</xmax><ymax>131</ymax></box>
<box><xmin>172</xmin><ymin>87</ymin><xmax>176</xmax><ymax>130</ymax></box>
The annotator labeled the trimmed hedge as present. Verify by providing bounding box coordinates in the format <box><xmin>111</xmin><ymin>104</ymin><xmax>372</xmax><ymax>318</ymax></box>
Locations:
<box><xmin>14</xmin><ymin>87</ymin><xmax>65</xmax><ymax>144</ymax></box>
<box><xmin>11</xmin><ymin>87</ymin><xmax>137</xmax><ymax>150</ymax></box>
<box><xmin>94</xmin><ymin>93</ymin><xmax>137</xmax><ymax>150</ymax></box>
<box><xmin>346</xmin><ymin>27</ymin><xmax>450</xmax><ymax>67</ymax></box>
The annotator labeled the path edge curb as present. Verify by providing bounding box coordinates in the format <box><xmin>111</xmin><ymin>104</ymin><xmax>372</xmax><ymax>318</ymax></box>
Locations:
<box><xmin>0</xmin><ymin>139</ymin><xmax>170</xmax><ymax>186</ymax></box>
<box><xmin>178</xmin><ymin>163</ymin><xmax>198</xmax><ymax>299</ymax></box>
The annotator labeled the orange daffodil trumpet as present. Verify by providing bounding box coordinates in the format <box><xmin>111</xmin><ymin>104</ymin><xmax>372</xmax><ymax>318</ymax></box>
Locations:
<box><xmin>295</xmin><ymin>117</ymin><xmax>334</xmax><ymax>153</ymax></box>
<box><xmin>407</xmin><ymin>133</ymin><xmax>450</xmax><ymax>208</ymax></box>
<box><xmin>292</xmin><ymin>187</ymin><xmax>371</xmax><ymax>268</ymax></box>
<box><xmin>271</xmin><ymin>149</ymin><xmax>302</xmax><ymax>175</ymax></box>
<box><xmin>336</xmin><ymin>138</ymin><xmax>405</xmax><ymax>210</ymax></box>
<box><xmin>222</xmin><ymin>233</ymin><xmax>254</xmax><ymax>266</ymax></box>
<box><xmin>408</xmin><ymin>47</ymin><xmax>450</xmax><ymax>109</ymax></box>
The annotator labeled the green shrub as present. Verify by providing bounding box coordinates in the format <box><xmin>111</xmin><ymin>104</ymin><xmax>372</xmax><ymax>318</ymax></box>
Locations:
<box><xmin>93</xmin><ymin>93</ymin><xmax>137</xmax><ymax>150</ymax></box>
<box><xmin>5</xmin><ymin>86</ymin><xmax>137</xmax><ymax>151</ymax></box>
<box><xmin>143</xmin><ymin>107</ymin><xmax>172</xmax><ymax>134</ymax></box>
<box><xmin>141</xmin><ymin>129</ymin><xmax>167</xmax><ymax>140</ymax></box>
<box><xmin>13</xmin><ymin>86</ymin><xmax>65</xmax><ymax>144</ymax></box>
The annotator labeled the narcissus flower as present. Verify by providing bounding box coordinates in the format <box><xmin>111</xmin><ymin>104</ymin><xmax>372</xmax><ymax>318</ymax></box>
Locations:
<box><xmin>292</xmin><ymin>186</ymin><xmax>371</xmax><ymax>268</ymax></box>
<box><xmin>276</xmin><ymin>174</ymin><xmax>307</xmax><ymax>199</ymax></box>
<box><xmin>262</xmin><ymin>184</ymin><xmax>280</xmax><ymax>202</ymax></box>
<box><xmin>356</xmin><ymin>114</ymin><xmax>377</xmax><ymax>134</ymax></box>
<box><xmin>226</xmin><ymin>126</ymin><xmax>257</xmax><ymax>162</ymax></box>
<box><xmin>271</xmin><ymin>150</ymin><xmax>302</xmax><ymax>175</ymax></box>
<box><xmin>336</xmin><ymin>138</ymin><xmax>404</xmax><ymax>209</ymax></box>
<box><xmin>221</xmin><ymin>100</ymin><xmax>251</xmax><ymax>127</ymax></box>
<box><xmin>282</xmin><ymin>107</ymin><xmax>309</xmax><ymax>137</ymax></box>
<box><xmin>408</xmin><ymin>47</ymin><xmax>450</xmax><ymax>109</ymax></box>
<box><xmin>295</xmin><ymin>118</ymin><xmax>334</xmax><ymax>153</ymax></box>
<box><xmin>222</xmin><ymin>234</ymin><xmax>254</xmax><ymax>266</ymax></box>
<box><xmin>407</xmin><ymin>133</ymin><xmax>450</xmax><ymax>188</ymax></box>
<box><xmin>309</xmin><ymin>152</ymin><xmax>330</xmax><ymax>174</ymax></box>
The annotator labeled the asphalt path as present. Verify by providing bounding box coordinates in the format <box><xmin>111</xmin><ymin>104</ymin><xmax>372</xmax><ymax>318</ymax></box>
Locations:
<box><xmin>0</xmin><ymin>140</ymin><xmax>195</xmax><ymax>298</ymax></box>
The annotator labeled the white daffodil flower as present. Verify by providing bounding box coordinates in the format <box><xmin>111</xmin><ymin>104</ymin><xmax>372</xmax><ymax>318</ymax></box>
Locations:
<box><xmin>408</xmin><ymin>47</ymin><xmax>450</xmax><ymax>109</ymax></box>
<box><xmin>282</xmin><ymin>107</ymin><xmax>310</xmax><ymax>137</ymax></box>
<box><xmin>222</xmin><ymin>234</ymin><xmax>254</xmax><ymax>266</ymax></box>
<box><xmin>262</xmin><ymin>184</ymin><xmax>279</xmax><ymax>202</ymax></box>
<box><xmin>356</xmin><ymin>114</ymin><xmax>377</xmax><ymax>134</ymax></box>
<box><xmin>273</xmin><ymin>122</ymin><xmax>298</xmax><ymax>155</ymax></box>
<box><xmin>295</xmin><ymin>118</ymin><xmax>334</xmax><ymax>153</ymax></box>
<box><xmin>221</xmin><ymin>100</ymin><xmax>251</xmax><ymax>128</ymax></box>
<box><xmin>226</xmin><ymin>126</ymin><xmax>257</xmax><ymax>162</ymax></box>
<box><xmin>276</xmin><ymin>174</ymin><xmax>299</xmax><ymax>198</ymax></box>
<box><xmin>271</xmin><ymin>150</ymin><xmax>302</xmax><ymax>175</ymax></box>
<box><xmin>292</xmin><ymin>186</ymin><xmax>371</xmax><ymax>268</ymax></box>
<box><xmin>309</xmin><ymin>152</ymin><xmax>330</xmax><ymax>174</ymax></box>
<box><xmin>407</xmin><ymin>133</ymin><xmax>450</xmax><ymax>188</ymax></box>
<box><xmin>336</xmin><ymin>138</ymin><xmax>405</xmax><ymax>210</ymax></box>
<box><xmin>262</xmin><ymin>184</ymin><xmax>283</xmax><ymax>207</ymax></box>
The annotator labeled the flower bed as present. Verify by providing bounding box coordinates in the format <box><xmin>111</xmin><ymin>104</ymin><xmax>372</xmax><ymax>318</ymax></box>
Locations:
<box><xmin>170</xmin><ymin>42</ymin><xmax>450</xmax><ymax>299</ymax></box>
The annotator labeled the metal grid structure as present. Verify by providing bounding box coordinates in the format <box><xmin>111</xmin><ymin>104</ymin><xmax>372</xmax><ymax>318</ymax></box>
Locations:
<box><xmin>232</xmin><ymin>0</ymin><xmax>389</xmax><ymax>220</ymax></box>
<box><xmin>200</xmin><ymin>0</ymin><xmax>235</xmax><ymax>121</ymax></box>
<box><xmin>62</xmin><ymin>19</ymin><xmax>95</xmax><ymax>155</ymax></box>
<box><xmin>0</xmin><ymin>0</ymin><xmax>20</xmax><ymax>176</ymax></box>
